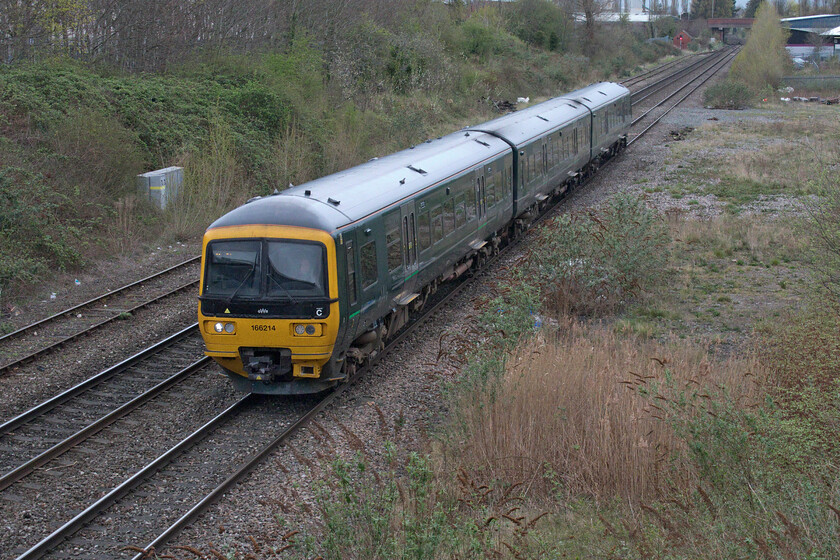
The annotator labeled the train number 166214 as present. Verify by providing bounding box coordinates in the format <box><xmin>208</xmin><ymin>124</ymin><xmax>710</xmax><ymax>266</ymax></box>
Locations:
<box><xmin>251</xmin><ymin>324</ymin><xmax>276</xmax><ymax>332</ymax></box>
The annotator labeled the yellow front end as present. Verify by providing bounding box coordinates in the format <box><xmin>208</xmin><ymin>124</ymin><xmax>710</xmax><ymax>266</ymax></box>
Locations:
<box><xmin>198</xmin><ymin>225</ymin><xmax>341</xmax><ymax>388</ymax></box>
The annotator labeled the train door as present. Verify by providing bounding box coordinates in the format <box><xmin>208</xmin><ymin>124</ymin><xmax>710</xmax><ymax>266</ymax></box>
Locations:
<box><xmin>400</xmin><ymin>202</ymin><xmax>417</xmax><ymax>283</ymax></box>
<box><xmin>542</xmin><ymin>142</ymin><xmax>548</xmax><ymax>174</ymax></box>
<box><xmin>342</xmin><ymin>229</ymin><xmax>361</xmax><ymax>344</ymax></box>
<box><xmin>474</xmin><ymin>169</ymin><xmax>486</xmax><ymax>222</ymax></box>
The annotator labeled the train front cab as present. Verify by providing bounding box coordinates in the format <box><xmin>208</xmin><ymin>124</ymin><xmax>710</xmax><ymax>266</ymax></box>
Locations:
<box><xmin>198</xmin><ymin>224</ymin><xmax>342</xmax><ymax>395</ymax></box>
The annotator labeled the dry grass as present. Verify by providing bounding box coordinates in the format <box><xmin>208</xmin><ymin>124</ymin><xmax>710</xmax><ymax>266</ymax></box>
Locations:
<box><xmin>452</xmin><ymin>324</ymin><xmax>765</xmax><ymax>505</ymax></box>
<box><xmin>670</xmin><ymin>110</ymin><xmax>840</xmax><ymax>195</ymax></box>
<box><xmin>673</xmin><ymin>214</ymin><xmax>804</xmax><ymax>264</ymax></box>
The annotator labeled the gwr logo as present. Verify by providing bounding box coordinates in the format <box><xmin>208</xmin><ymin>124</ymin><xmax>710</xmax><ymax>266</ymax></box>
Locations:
<box><xmin>257</xmin><ymin>308</ymin><xmax>269</xmax><ymax>314</ymax></box>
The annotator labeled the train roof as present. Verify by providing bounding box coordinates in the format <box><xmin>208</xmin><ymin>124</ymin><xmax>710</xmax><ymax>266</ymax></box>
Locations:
<box><xmin>466</xmin><ymin>82</ymin><xmax>628</xmax><ymax>147</ymax></box>
<box><xmin>559</xmin><ymin>82</ymin><xmax>629</xmax><ymax>111</ymax></box>
<box><xmin>466</xmin><ymin>97</ymin><xmax>588</xmax><ymax>147</ymax></box>
<box><xmin>207</xmin><ymin>129</ymin><xmax>510</xmax><ymax>234</ymax></box>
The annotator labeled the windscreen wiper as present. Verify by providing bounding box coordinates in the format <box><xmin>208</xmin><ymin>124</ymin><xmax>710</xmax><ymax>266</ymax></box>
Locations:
<box><xmin>225</xmin><ymin>262</ymin><xmax>257</xmax><ymax>305</ymax></box>
<box><xmin>267</xmin><ymin>270</ymin><xmax>300</xmax><ymax>304</ymax></box>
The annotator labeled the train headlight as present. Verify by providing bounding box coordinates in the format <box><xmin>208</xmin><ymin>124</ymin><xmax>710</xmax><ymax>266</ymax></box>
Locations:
<box><xmin>224</xmin><ymin>322</ymin><xmax>235</xmax><ymax>333</ymax></box>
<box><xmin>214</xmin><ymin>322</ymin><xmax>224</xmax><ymax>333</ymax></box>
<box><xmin>293</xmin><ymin>323</ymin><xmax>323</xmax><ymax>336</ymax></box>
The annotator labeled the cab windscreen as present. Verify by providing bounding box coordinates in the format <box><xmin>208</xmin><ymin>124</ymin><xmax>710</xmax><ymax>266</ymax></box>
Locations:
<box><xmin>204</xmin><ymin>239</ymin><xmax>327</xmax><ymax>300</ymax></box>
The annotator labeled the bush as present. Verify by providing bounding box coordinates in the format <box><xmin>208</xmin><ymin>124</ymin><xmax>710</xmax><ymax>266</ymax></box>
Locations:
<box><xmin>730</xmin><ymin>3</ymin><xmax>791</xmax><ymax>90</ymax></box>
<box><xmin>50</xmin><ymin>106</ymin><xmax>145</xmax><ymax>200</ymax></box>
<box><xmin>803</xmin><ymin>165</ymin><xmax>840</xmax><ymax>310</ymax></box>
<box><xmin>0</xmin><ymin>167</ymin><xmax>85</xmax><ymax>293</ymax></box>
<box><xmin>508</xmin><ymin>0</ymin><xmax>571</xmax><ymax>52</ymax></box>
<box><xmin>526</xmin><ymin>193</ymin><xmax>670</xmax><ymax>316</ymax></box>
<box><xmin>702</xmin><ymin>80</ymin><xmax>754</xmax><ymax>109</ymax></box>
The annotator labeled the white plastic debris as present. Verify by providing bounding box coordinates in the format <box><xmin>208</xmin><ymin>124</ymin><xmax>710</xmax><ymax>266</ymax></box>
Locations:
<box><xmin>50</xmin><ymin>293</ymin><xmax>57</xmax><ymax>300</ymax></box>
<box><xmin>74</xmin><ymin>279</ymin><xmax>81</xmax><ymax>286</ymax></box>
<box><xmin>780</xmin><ymin>97</ymin><xmax>791</xmax><ymax>102</ymax></box>
<box><xmin>517</xmin><ymin>96</ymin><xmax>530</xmax><ymax>104</ymax></box>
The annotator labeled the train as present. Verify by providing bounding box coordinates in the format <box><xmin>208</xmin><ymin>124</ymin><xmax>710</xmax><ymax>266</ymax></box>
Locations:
<box><xmin>197</xmin><ymin>82</ymin><xmax>631</xmax><ymax>394</ymax></box>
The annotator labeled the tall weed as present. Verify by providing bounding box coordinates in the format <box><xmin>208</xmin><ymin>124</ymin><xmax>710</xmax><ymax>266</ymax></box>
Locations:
<box><xmin>803</xmin><ymin>164</ymin><xmax>840</xmax><ymax>309</ymax></box>
<box><xmin>166</xmin><ymin>118</ymin><xmax>247</xmax><ymax>239</ymax></box>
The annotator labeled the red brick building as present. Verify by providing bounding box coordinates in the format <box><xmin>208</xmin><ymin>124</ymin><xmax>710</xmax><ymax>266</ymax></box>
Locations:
<box><xmin>674</xmin><ymin>30</ymin><xmax>693</xmax><ymax>49</ymax></box>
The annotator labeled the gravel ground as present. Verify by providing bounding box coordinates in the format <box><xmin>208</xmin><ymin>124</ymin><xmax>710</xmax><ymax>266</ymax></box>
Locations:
<box><xmin>155</xmin><ymin>57</ymin><xmax>775</xmax><ymax>559</ymax></box>
<box><xmin>3</xmin><ymin>53</ymin><xmax>802</xmax><ymax>560</ymax></box>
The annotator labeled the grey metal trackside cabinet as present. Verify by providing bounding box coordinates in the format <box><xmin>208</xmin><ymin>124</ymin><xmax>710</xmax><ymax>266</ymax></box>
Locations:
<box><xmin>137</xmin><ymin>166</ymin><xmax>183</xmax><ymax>209</ymax></box>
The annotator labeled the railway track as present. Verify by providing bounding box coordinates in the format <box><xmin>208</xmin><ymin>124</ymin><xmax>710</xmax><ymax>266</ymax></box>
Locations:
<box><xmin>0</xmin><ymin>257</ymin><xmax>200</xmax><ymax>375</ymax></box>
<box><xmin>629</xmin><ymin>46</ymin><xmax>735</xmax><ymax>105</ymax></box>
<box><xmin>620</xmin><ymin>50</ymin><xmax>710</xmax><ymax>88</ymax></box>
<box><xmin>10</xmin><ymin>260</ymin><xmax>475</xmax><ymax>559</ymax></box>
<box><xmin>0</xmin><ymin>325</ymin><xmax>208</xmax><ymax>492</ymax></box>
<box><xmin>629</xmin><ymin>47</ymin><xmax>739</xmax><ymax>144</ymax></box>
<box><xmin>4</xmin><ymin>50</ymin><xmax>737</xmax><ymax>559</ymax></box>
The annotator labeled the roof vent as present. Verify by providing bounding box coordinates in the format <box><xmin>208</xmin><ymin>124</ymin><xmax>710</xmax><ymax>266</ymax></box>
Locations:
<box><xmin>400</xmin><ymin>178</ymin><xmax>406</xmax><ymax>185</ymax></box>
<box><xmin>245</xmin><ymin>196</ymin><xmax>261</xmax><ymax>204</ymax></box>
<box><xmin>474</xmin><ymin>138</ymin><xmax>490</xmax><ymax>147</ymax></box>
<box><xmin>304</xmin><ymin>190</ymin><xmax>311</xmax><ymax>196</ymax></box>
<box><xmin>464</xmin><ymin>132</ymin><xmax>470</xmax><ymax>136</ymax></box>
<box><xmin>328</xmin><ymin>197</ymin><xmax>340</xmax><ymax>206</ymax></box>
<box><xmin>537</xmin><ymin>115</ymin><xmax>549</xmax><ymax>122</ymax></box>
<box><xmin>599</xmin><ymin>91</ymin><xmax>607</xmax><ymax>96</ymax></box>
<box><xmin>407</xmin><ymin>164</ymin><xmax>428</xmax><ymax>175</ymax></box>
<box><xmin>369</xmin><ymin>157</ymin><xmax>379</xmax><ymax>161</ymax></box>
<box><xmin>582</xmin><ymin>97</ymin><xmax>591</xmax><ymax>102</ymax></box>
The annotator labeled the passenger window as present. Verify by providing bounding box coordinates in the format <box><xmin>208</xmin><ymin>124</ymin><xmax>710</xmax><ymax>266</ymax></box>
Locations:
<box><xmin>418</xmin><ymin>212</ymin><xmax>431</xmax><ymax>252</ymax></box>
<box><xmin>455</xmin><ymin>193</ymin><xmax>466</xmax><ymax>227</ymax></box>
<box><xmin>346</xmin><ymin>241</ymin><xmax>357</xmax><ymax>305</ymax></box>
<box><xmin>360</xmin><ymin>240</ymin><xmax>377</xmax><ymax>289</ymax></box>
<box><xmin>432</xmin><ymin>204</ymin><xmax>443</xmax><ymax>243</ymax></box>
<box><xmin>385</xmin><ymin>211</ymin><xmax>402</xmax><ymax>272</ymax></box>
<box><xmin>443</xmin><ymin>198</ymin><xmax>455</xmax><ymax>236</ymax></box>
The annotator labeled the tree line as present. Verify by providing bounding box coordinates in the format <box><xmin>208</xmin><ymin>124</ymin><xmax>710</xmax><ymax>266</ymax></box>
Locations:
<box><xmin>1</xmin><ymin>0</ymin><xmax>409</xmax><ymax>70</ymax></box>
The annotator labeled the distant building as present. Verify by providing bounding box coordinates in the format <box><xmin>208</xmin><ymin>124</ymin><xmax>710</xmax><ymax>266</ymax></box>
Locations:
<box><xmin>782</xmin><ymin>14</ymin><xmax>840</xmax><ymax>59</ymax></box>
<box><xmin>825</xmin><ymin>25</ymin><xmax>840</xmax><ymax>58</ymax></box>
<box><xmin>674</xmin><ymin>30</ymin><xmax>692</xmax><ymax>48</ymax></box>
